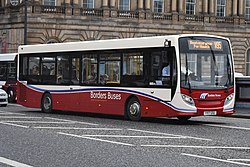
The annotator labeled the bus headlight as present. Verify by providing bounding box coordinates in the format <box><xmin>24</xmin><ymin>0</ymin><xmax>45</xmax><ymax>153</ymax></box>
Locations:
<box><xmin>181</xmin><ymin>94</ymin><xmax>195</xmax><ymax>106</ymax></box>
<box><xmin>224</xmin><ymin>93</ymin><xmax>234</xmax><ymax>105</ymax></box>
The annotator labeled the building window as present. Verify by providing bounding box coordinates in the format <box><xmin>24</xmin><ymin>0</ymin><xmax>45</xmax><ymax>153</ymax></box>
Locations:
<box><xmin>83</xmin><ymin>0</ymin><xmax>94</xmax><ymax>8</ymax></box>
<box><xmin>119</xmin><ymin>0</ymin><xmax>130</xmax><ymax>11</ymax></box>
<box><xmin>153</xmin><ymin>0</ymin><xmax>163</xmax><ymax>13</ymax></box>
<box><xmin>246</xmin><ymin>49</ymin><xmax>250</xmax><ymax>75</ymax></box>
<box><xmin>246</xmin><ymin>0</ymin><xmax>250</xmax><ymax>20</ymax></box>
<box><xmin>186</xmin><ymin>0</ymin><xmax>196</xmax><ymax>15</ymax></box>
<box><xmin>44</xmin><ymin>0</ymin><xmax>55</xmax><ymax>6</ymax></box>
<box><xmin>216</xmin><ymin>0</ymin><xmax>226</xmax><ymax>17</ymax></box>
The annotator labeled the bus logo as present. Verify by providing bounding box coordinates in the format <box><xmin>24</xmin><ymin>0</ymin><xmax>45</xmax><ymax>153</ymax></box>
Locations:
<box><xmin>200</xmin><ymin>93</ymin><xmax>208</xmax><ymax>99</ymax></box>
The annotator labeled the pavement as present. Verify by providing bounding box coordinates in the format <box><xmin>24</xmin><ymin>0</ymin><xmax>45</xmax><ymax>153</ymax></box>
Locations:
<box><xmin>230</xmin><ymin>102</ymin><xmax>250</xmax><ymax>119</ymax></box>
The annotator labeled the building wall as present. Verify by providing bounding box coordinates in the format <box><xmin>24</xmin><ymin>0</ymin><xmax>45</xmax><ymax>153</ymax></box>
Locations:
<box><xmin>0</xmin><ymin>0</ymin><xmax>250</xmax><ymax>74</ymax></box>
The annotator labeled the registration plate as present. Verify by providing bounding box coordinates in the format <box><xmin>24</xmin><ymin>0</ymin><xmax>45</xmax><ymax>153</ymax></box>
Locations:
<box><xmin>204</xmin><ymin>111</ymin><xmax>217</xmax><ymax>116</ymax></box>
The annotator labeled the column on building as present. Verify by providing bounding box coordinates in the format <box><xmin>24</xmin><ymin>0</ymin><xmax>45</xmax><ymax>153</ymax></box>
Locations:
<box><xmin>103</xmin><ymin>0</ymin><xmax>108</xmax><ymax>7</ymax></box>
<box><xmin>138</xmin><ymin>0</ymin><xmax>143</xmax><ymax>9</ymax></box>
<box><xmin>145</xmin><ymin>0</ymin><xmax>150</xmax><ymax>10</ymax></box>
<box><xmin>203</xmin><ymin>0</ymin><xmax>208</xmax><ymax>14</ymax></box>
<box><xmin>209</xmin><ymin>0</ymin><xmax>215</xmax><ymax>15</ymax></box>
<box><xmin>233</xmin><ymin>0</ymin><xmax>238</xmax><ymax>16</ymax></box>
<box><xmin>179</xmin><ymin>0</ymin><xmax>184</xmax><ymax>13</ymax></box>
<box><xmin>239</xmin><ymin>0</ymin><xmax>244</xmax><ymax>16</ymax></box>
<box><xmin>110</xmin><ymin>0</ymin><xmax>116</xmax><ymax>8</ymax></box>
<box><xmin>172</xmin><ymin>0</ymin><xmax>177</xmax><ymax>13</ymax></box>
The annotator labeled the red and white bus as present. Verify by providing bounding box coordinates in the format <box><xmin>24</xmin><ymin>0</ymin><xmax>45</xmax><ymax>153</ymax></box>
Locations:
<box><xmin>0</xmin><ymin>53</ymin><xmax>17</xmax><ymax>102</ymax></box>
<box><xmin>17</xmin><ymin>34</ymin><xmax>235</xmax><ymax>121</ymax></box>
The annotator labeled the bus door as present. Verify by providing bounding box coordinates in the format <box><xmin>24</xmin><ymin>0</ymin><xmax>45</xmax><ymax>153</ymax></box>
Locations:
<box><xmin>149</xmin><ymin>47</ymin><xmax>177</xmax><ymax>101</ymax></box>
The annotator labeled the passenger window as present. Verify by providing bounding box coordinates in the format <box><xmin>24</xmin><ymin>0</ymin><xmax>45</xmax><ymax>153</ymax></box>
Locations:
<box><xmin>82</xmin><ymin>54</ymin><xmax>98</xmax><ymax>85</ymax></box>
<box><xmin>57</xmin><ymin>55</ymin><xmax>70</xmax><ymax>84</ymax></box>
<box><xmin>123</xmin><ymin>53</ymin><xmax>143</xmax><ymax>76</ymax></box>
<box><xmin>72</xmin><ymin>57</ymin><xmax>80</xmax><ymax>85</ymax></box>
<box><xmin>100</xmin><ymin>53</ymin><xmax>121</xmax><ymax>85</ymax></box>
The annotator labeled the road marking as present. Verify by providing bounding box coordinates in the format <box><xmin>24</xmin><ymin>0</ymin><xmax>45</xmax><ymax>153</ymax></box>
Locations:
<box><xmin>182</xmin><ymin>153</ymin><xmax>250</xmax><ymax>166</ymax></box>
<box><xmin>0</xmin><ymin>156</ymin><xmax>33</xmax><ymax>167</ymax></box>
<box><xmin>142</xmin><ymin>145</ymin><xmax>250</xmax><ymax>149</ymax></box>
<box><xmin>33</xmin><ymin>127</ymin><xmax>122</xmax><ymax>130</ymax></box>
<box><xmin>1</xmin><ymin>121</ymin><xmax>74</xmax><ymax>124</ymax></box>
<box><xmin>204</xmin><ymin>124</ymin><xmax>250</xmax><ymax>131</ymax></box>
<box><xmin>227</xmin><ymin>159</ymin><xmax>250</xmax><ymax>162</ymax></box>
<box><xmin>58</xmin><ymin>132</ymin><xmax>134</xmax><ymax>146</ymax></box>
<box><xmin>128</xmin><ymin>128</ymin><xmax>212</xmax><ymax>141</ymax></box>
<box><xmin>0</xmin><ymin>116</ymin><xmax>41</xmax><ymax>119</ymax></box>
<box><xmin>0</xmin><ymin>113</ymin><xmax>26</xmax><ymax>116</ymax></box>
<box><xmin>0</xmin><ymin>122</ymin><xmax>29</xmax><ymax>128</ymax></box>
<box><xmin>45</xmin><ymin>117</ymin><xmax>98</xmax><ymax>126</ymax></box>
<box><xmin>80</xmin><ymin>135</ymin><xmax>185</xmax><ymax>139</ymax></box>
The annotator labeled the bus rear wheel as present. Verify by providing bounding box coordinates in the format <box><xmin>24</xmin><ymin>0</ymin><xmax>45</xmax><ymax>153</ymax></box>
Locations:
<box><xmin>126</xmin><ymin>97</ymin><xmax>141</xmax><ymax>121</ymax></box>
<box><xmin>41</xmin><ymin>93</ymin><xmax>53</xmax><ymax>113</ymax></box>
<box><xmin>7</xmin><ymin>88</ymin><xmax>15</xmax><ymax>103</ymax></box>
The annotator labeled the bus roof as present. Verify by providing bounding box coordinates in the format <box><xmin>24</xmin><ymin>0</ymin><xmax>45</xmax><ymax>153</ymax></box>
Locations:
<box><xmin>18</xmin><ymin>34</ymin><xmax>229</xmax><ymax>54</ymax></box>
<box><xmin>0</xmin><ymin>53</ymin><xmax>17</xmax><ymax>61</ymax></box>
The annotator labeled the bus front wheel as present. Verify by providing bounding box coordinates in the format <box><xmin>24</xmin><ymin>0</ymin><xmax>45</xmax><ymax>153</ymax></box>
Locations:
<box><xmin>41</xmin><ymin>93</ymin><xmax>53</xmax><ymax>113</ymax></box>
<box><xmin>126</xmin><ymin>97</ymin><xmax>141</xmax><ymax>121</ymax></box>
<box><xmin>177</xmin><ymin>116</ymin><xmax>191</xmax><ymax>122</ymax></box>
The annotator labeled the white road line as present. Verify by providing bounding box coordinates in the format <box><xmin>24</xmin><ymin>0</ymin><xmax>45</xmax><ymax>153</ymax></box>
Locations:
<box><xmin>141</xmin><ymin>145</ymin><xmax>250</xmax><ymax>150</ymax></box>
<box><xmin>204</xmin><ymin>124</ymin><xmax>250</xmax><ymax>131</ymax></box>
<box><xmin>45</xmin><ymin>117</ymin><xmax>98</xmax><ymax>126</ymax></box>
<box><xmin>80</xmin><ymin>135</ymin><xmax>184</xmax><ymax>139</ymax></box>
<box><xmin>2</xmin><ymin>121</ymin><xmax>74</xmax><ymax>124</ymax></box>
<box><xmin>228</xmin><ymin>159</ymin><xmax>250</xmax><ymax>162</ymax></box>
<box><xmin>33</xmin><ymin>127</ymin><xmax>123</xmax><ymax>130</ymax></box>
<box><xmin>0</xmin><ymin>116</ymin><xmax>41</xmax><ymax>119</ymax></box>
<box><xmin>0</xmin><ymin>122</ymin><xmax>29</xmax><ymax>128</ymax></box>
<box><xmin>0</xmin><ymin>113</ymin><xmax>26</xmax><ymax>116</ymax></box>
<box><xmin>128</xmin><ymin>128</ymin><xmax>212</xmax><ymax>141</ymax></box>
<box><xmin>0</xmin><ymin>157</ymin><xmax>33</xmax><ymax>167</ymax></box>
<box><xmin>182</xmin><ymin>153</ymin><xmax>250</xmax><ymax>166</ymax></box>
<box><xmin>58</xmin><ymin>132</ymin><xmax>134</xmax><ymax>146</ymax></box>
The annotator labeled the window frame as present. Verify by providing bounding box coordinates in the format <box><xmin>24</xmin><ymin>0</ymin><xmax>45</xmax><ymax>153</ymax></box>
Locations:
<box><xmin>186</xmin><ymin>0</ymin><xmax>196</xmax><ymax>15</ymax></box>
<box><xmin>118</xmin><ymin>0</ymin><xmax>130</xmax><ymax>11</ymax></box>
<box><xmin>83</xmin><ymin>0</ymin><xmax>94</xmax><ymax>8</ymax></box>
<box><xmin>153</xmin><ymin>0</ymin><xmax>164</xmax><ymax>13</ymax></box>
<box><xmin>216</xmin><ymin>0</ymin><xmax>226</xmax><ymax>17</ymax></box>
<box><xmin>43</xmin><ymin>0</ymin><xmax>56</xmax><ymax>6</ymax></box>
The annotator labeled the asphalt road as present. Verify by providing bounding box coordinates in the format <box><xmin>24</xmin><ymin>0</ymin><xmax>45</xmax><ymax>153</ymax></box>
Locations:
<box><xmin>0</xmin><ymin>104</ymin><xmax>249</xmax><ymax>167</ymax></box>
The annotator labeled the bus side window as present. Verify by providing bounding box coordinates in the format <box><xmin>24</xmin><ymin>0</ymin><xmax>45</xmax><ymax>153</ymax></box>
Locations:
<box><xmin>57</xmin><ymin>55</ymin><xmax>70</xmax><ymax>84</ymax></box>
<box><xmin>82</xmin><ymin>54</ymin><xmax>98</xmax><ymax>85</ymax></box>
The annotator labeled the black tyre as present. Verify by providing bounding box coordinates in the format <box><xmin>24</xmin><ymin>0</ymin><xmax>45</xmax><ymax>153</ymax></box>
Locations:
<box><xmin>177</xmin><ymin>116</ymin><xmax>191</xmax><ymax>122</ymax></box>
<box><xmin>1</xmin><ymin>104</ymin><xmax>7</xmax><ymax>107</ymax></box>
<box><xmin>7</xmin><ymin>88</ymin><xmax>15</xmax><ymax>103</ymax></box>
<box><xmin>125</xmin><ymin>97</ymin><xmax>141</xmax><ymax>121</ymax></box>
<box><xmin>41</xmin><ymin>93</ymin><xmax>53</xmax><ymax>113</ymax></box>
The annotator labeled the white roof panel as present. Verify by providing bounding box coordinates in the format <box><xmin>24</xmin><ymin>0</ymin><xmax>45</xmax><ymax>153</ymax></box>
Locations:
<box><xmin>0</xmin><ymin>53</ymin><xmax>17</xmax><ymax>61</ymax></box>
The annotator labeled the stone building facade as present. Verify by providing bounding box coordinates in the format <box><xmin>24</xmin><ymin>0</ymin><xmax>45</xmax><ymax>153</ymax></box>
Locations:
<box><xmin>0</xmin><ymin>0</ymin><xmax>250</xmax><ymax>75</ymax></box>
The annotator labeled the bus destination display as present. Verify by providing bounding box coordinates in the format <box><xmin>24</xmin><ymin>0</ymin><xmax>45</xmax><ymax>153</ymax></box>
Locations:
<box><xmin>188</xmin><ymin>40</ymin><xmax>223</xmax><ymax>51</ymax></box>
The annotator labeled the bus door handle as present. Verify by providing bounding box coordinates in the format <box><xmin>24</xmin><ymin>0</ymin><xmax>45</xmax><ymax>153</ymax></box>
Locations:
<box><xmin>151</xmin><ymin>91</ymin><xmax>154</xmax><ymax>94</ymax></box>
<box><xmin>70</xmin><ymin>87</ymin><xmax>73</xmax><ymax>90</ymax></box>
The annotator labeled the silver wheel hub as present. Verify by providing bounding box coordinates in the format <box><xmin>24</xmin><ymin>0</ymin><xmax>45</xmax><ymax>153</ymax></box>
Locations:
<box><xmin>44</xmin><ymin>97</ymin><xmax>51</xmax><ymax>110</ymax></box>
<box><xmin>129</xmin><ymin>102</ymin><xmax>140</xmax><ymax>116</ymax></box>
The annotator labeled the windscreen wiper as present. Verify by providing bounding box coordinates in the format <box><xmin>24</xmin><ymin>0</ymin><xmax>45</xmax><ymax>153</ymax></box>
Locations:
<box><xmin>185</xmin><ymin>54</ymin><xmax>192</xmax><ymax>94</ymax></box>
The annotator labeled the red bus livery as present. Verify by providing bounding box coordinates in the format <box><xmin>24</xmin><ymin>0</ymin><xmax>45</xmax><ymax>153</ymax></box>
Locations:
<box><xmin>17</xmin><ymin>34</ymin><xmax>235</xmax><ymax>121</ymax></box>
